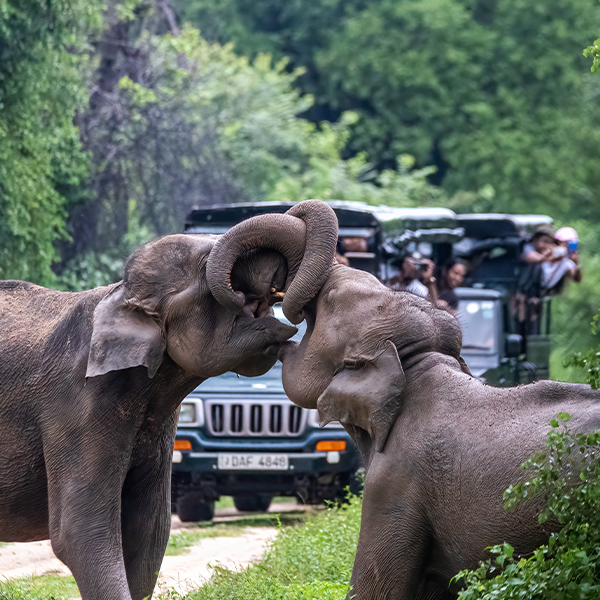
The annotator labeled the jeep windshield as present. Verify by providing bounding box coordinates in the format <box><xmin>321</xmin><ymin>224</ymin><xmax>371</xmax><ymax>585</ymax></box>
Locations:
<box><xmin>457</xmin><ymin>299</ymin><xmax>498</xmax><ymax>353</ymax></box>
<box><xmin>454</xmin><ymin>289</ymin><xmax>503</xmax><ymax>379</ymax></box>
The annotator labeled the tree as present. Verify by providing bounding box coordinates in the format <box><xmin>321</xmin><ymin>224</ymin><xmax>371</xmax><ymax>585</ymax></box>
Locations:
<box><xmin>318</xmin><ymin>0</ymin><xmax>600</xmax><ymax>218</ymax></box>
<box><xmin>180</xmin><ymin>0</ymin><xmax>600</xmax><ymax>221</ymax></box>
<box><xmin>63</xmin><ymin>11</ymin><xmax>339</xmax><ymax>265</ymax></box>
<box><xmin>0</xmin><ymin>0</ymin><xmax>100</xmax><ymax>285</ymax></box>
<box><xmin>176</xmin><ymin>0</ymin><xmax>361</xmax><ymax>121</ymax></box>
<box><xmin>58</xmin><ymin>5</ymin><xmax>443</xmax><ymax>289</ymax></box>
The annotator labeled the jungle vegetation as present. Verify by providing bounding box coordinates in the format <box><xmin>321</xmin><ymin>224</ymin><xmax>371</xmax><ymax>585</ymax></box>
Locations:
<box><xmin>1</xmin><ymin>0</ymin><xmax>600</xmax><ymax>379</ymax></box>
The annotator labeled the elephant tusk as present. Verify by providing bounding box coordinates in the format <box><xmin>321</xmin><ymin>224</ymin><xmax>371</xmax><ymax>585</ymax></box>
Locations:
<box><xmin>270</xmin><ymin>288</ymin><xmax>285</xmax><ymax>300</ymax></box>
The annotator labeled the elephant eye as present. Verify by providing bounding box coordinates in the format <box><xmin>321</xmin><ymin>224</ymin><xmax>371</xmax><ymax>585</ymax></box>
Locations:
<box><xmin>343</xmin><ymin>358</ymin><xmax>363</xmax><ymax>370</ymax></box>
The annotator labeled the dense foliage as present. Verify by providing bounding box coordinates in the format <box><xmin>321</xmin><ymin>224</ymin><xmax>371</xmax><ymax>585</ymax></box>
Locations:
<box><xmin>456</xmin><ymin>413</ymin><xmax>600</xmax><ymax>599</ymax></box>
<box><xmin>0</xmin><ymin>0</ymin><xmax>100</xmax><ymax>285</ymax></box>
<box><xmin>183</xmin><ymin>0</ymin><xmax>600</xmax><ymax>220</ymax></box>
<box><xmin>177</xmin><ymin>0</ymin><xmax>600</xmax><ymax>380</ymax></box>
<box><xmin>110</xmin><ymin>29</ymin><xmax>440</xmax><ymax>234</ymax></box>
<box><xmin>0</xmin><ymin>0</ymin><xmax>440</xmax><ymax>287</ymax></box>
<box><xmin>1</xmin><ymin>0</ymin><xmax>599</xmax><ymax>378</ymax></box>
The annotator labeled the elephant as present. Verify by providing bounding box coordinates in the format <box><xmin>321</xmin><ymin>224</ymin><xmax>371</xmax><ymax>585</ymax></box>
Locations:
<box><xmin>278</xmin><ymin>264</ymin><xmax>600</xmax><ymax>600</ymax></box>
<box><xmin>0</xmin><ymin>200</ymin><xmax>338</xmax><ymax>600</ymax></box>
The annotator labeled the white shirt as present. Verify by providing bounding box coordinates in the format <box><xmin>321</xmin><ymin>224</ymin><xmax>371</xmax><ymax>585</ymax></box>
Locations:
<box><xmin>541</xmin><ymin>257</ymin><xmax>576</xmax><ymax>289</ymax></box>
<box><xmin>522</xmin><ymin>243</ymin><xmax>576</xmax><ymax>289</ymax></box>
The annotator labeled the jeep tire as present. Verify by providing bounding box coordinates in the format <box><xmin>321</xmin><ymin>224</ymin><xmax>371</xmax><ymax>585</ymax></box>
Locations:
<box><xmin>233</xmin><ymin>494</ymin><xmax>273</xmax><ymax>513</ymax></box>
<box><xmin>176</xmin><ymin>493</ymin><xmax>215</xmax><ymax>522</ymax></box>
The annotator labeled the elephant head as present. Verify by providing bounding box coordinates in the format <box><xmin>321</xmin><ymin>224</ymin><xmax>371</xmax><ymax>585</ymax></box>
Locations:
<box><xmin>279</xmin><ymin>265</ymin><xmax>466</xmax><ymax>453</ymax></box>
<box><xmin>86</xmin><ymin>199</ymin><xmax>338</xmax><ymax>380</ymax></box>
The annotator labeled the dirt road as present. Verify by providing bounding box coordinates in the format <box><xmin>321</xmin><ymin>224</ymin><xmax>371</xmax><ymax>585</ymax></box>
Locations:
<box><xmin>0</xmin><ymin>501</ymin><xmax>310</xmax><ymax>596</ymax></box>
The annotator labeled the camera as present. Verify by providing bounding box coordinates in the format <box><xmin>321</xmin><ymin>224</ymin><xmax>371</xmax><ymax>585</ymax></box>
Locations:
<box><xmin>413</xmin><ymin>260</ymin><xmax>429</xmax><ymax>272</ymax></box>
<box><xmin>553</xmin><ymin>246</ymin><xmax>567</xmax><ymax>258</ymax></box>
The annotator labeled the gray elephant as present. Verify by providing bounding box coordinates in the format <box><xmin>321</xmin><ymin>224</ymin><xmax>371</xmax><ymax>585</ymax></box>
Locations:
<box><xmin>0</xmin><ymin>200</ymin><xmax>338</xmax><ymax>600</ymax></box>
<box><xmin>279</xmin><ymin>265</ymin><xmax>600</xmax><ymax>600</ymax></box>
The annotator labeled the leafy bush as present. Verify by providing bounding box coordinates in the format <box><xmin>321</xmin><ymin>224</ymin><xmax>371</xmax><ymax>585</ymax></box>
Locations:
<box><xmin>456</xmin><ymin>413</ymin><xmax>600</xmax><ymax>600</ymax></box>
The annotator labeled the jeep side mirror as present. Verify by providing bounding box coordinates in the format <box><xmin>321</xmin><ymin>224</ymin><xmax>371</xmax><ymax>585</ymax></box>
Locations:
<box><xmin>505</xmin><ymin>334</ymin><xmax>523</xmax><ymax>358</ymax></box>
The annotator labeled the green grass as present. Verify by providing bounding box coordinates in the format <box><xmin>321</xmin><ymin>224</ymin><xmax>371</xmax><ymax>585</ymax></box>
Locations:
<box><xmin>214</xmin><ymin>496</ymin><xmax>234</xmax><ymax>510</ymax></box>
<box><xmin>0</xmin><ymin>574</ymin><xmax>79</xmax><ymax>599</ymax></box>
<box><xmin>159</xmin><ymin>494</ymin><xmax>363</xmax><ymax>600</ymax></box>
<box><xmin>272</xmin><ymin>497</ymin><xmax>296</xmax><ymax>504</ymax></box>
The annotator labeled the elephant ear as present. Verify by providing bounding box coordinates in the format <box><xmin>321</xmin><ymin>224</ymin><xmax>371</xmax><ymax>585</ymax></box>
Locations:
<box><xmin>86</xmin><ymin>285</ymin><xmax>166</xmax><ymax>379</ymax></box>
<box><xmin>316</xmin><ymin>341</ymin><xmax>405</xmax><ymax>453</ymax></box>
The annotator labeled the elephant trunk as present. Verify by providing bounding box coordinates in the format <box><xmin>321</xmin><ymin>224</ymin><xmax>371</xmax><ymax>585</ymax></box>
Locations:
<box><xmin>280</xmin><ymin>343</ymin><xmax>321</xmax><ymax>409</ymax></box>
<box><xmin>206</xmin><ymin>200</ymin><xmax>338</xmax><ymax>324</ymax></box>
<box><xmin>281</xmin><ymin>201</ymin><xmax>338</xmax><ymax>324</ymax></box>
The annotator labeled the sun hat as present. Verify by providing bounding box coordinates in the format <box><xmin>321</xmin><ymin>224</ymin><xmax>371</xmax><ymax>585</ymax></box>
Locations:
<box><xmin>531</xmin><ymin>224</ymin><xmax>557</xmax><ymax>241</ymax></box>
<box><xmin>555</xmin><ymin>226</ymin><xmax>579</xmax><ymax>242</ymax></box>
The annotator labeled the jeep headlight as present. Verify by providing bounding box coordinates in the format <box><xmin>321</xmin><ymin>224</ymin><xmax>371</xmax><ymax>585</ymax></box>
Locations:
<box><xmin>178</xmin><ymin>400</ymin><xmax>204</xmax><ymax>426</ymax></box>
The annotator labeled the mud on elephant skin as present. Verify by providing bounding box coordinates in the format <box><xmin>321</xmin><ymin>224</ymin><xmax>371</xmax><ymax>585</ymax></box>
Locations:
<box><xmin>279</xmin><ymin>265</ymin><xmax>600</xmax><ymax>600</ymax></box>
<box><xmin>0</xmin><ymin>200</ymin><xmax>338</xmax><ymax>600</ymax></box>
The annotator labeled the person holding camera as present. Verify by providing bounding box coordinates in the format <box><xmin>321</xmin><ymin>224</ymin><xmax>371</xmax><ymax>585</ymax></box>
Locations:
<box><xmin>554</xmin><ymin>226</ymin><xmax>582</xmax><ymax>283</ymax></box>
<box><xmin>522</xmin><ymin>224</ymin><xmax>581</xmax><ymax>291</ymax></box>
<box><xmin>387</xmin><ymin>254</ymin><xmax>437</xmax><ymax>300</ymax></box>
<box><xmin>437</xmin><ymin>258</ymin><xmax>468</xmax><ymax>313</ymax></box>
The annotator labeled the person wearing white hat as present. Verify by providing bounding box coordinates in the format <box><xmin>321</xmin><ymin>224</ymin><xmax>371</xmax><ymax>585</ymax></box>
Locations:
<box><xmin>555</xmin><ymin>226</ymin><xmax>580</xmax><ymax>255</ymax></box>
<box><xmin>522</xmin><ymin>224</ymin><xmax>581</xmax><ymax>290</ymax></box>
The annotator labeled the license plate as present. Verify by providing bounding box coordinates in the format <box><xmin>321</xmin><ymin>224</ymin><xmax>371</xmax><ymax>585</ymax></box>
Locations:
<box><xmin>217</xmin><ymin>453</ymin><xmax>289</xmax><ymax>470</ymax></box>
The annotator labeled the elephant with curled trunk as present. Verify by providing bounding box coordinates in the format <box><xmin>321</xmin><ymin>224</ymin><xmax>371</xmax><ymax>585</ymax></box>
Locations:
<box><xmin>278</xmin><ymin>265</ymin><xmax>600</xmax><ymax>600</ymax></box>
<box><xmin>0</xmin><ymin>200</ymin><xmax>337</xmax><ymax>600</ymax></box>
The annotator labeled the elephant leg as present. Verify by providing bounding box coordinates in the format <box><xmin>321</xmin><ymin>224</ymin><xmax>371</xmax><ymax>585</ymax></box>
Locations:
<box><xmin>349</xmin><ymin>484</ymin><xmax>431</xmax><ymax>600</ymax></box>
<box><xmin>47</xmin><ymin>447</ymin><xmax>132</xmax><ymax>600</ymax></box>
<box><xmin>120</xmin><ymin>445</ymin><xmax>174</xmax><ymax>600</ymax></box>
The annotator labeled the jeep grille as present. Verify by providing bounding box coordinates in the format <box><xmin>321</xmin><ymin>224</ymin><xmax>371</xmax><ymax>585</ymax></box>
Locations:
<box><xmin>205</xmin><ymin>400</ymin><xmax>306</xmax><ymax>437</ymax></box>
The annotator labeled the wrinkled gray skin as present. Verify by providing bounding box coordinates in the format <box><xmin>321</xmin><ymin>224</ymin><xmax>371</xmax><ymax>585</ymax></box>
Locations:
<box><xmin>0</xmin><ymin>200</ymin><xmax>338</xmax><ymax>600</ymax></box>
<box><xmin>279</xmin><ymin>266</ymin><xmax>600</xmax><ymax>600</ymax></box>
